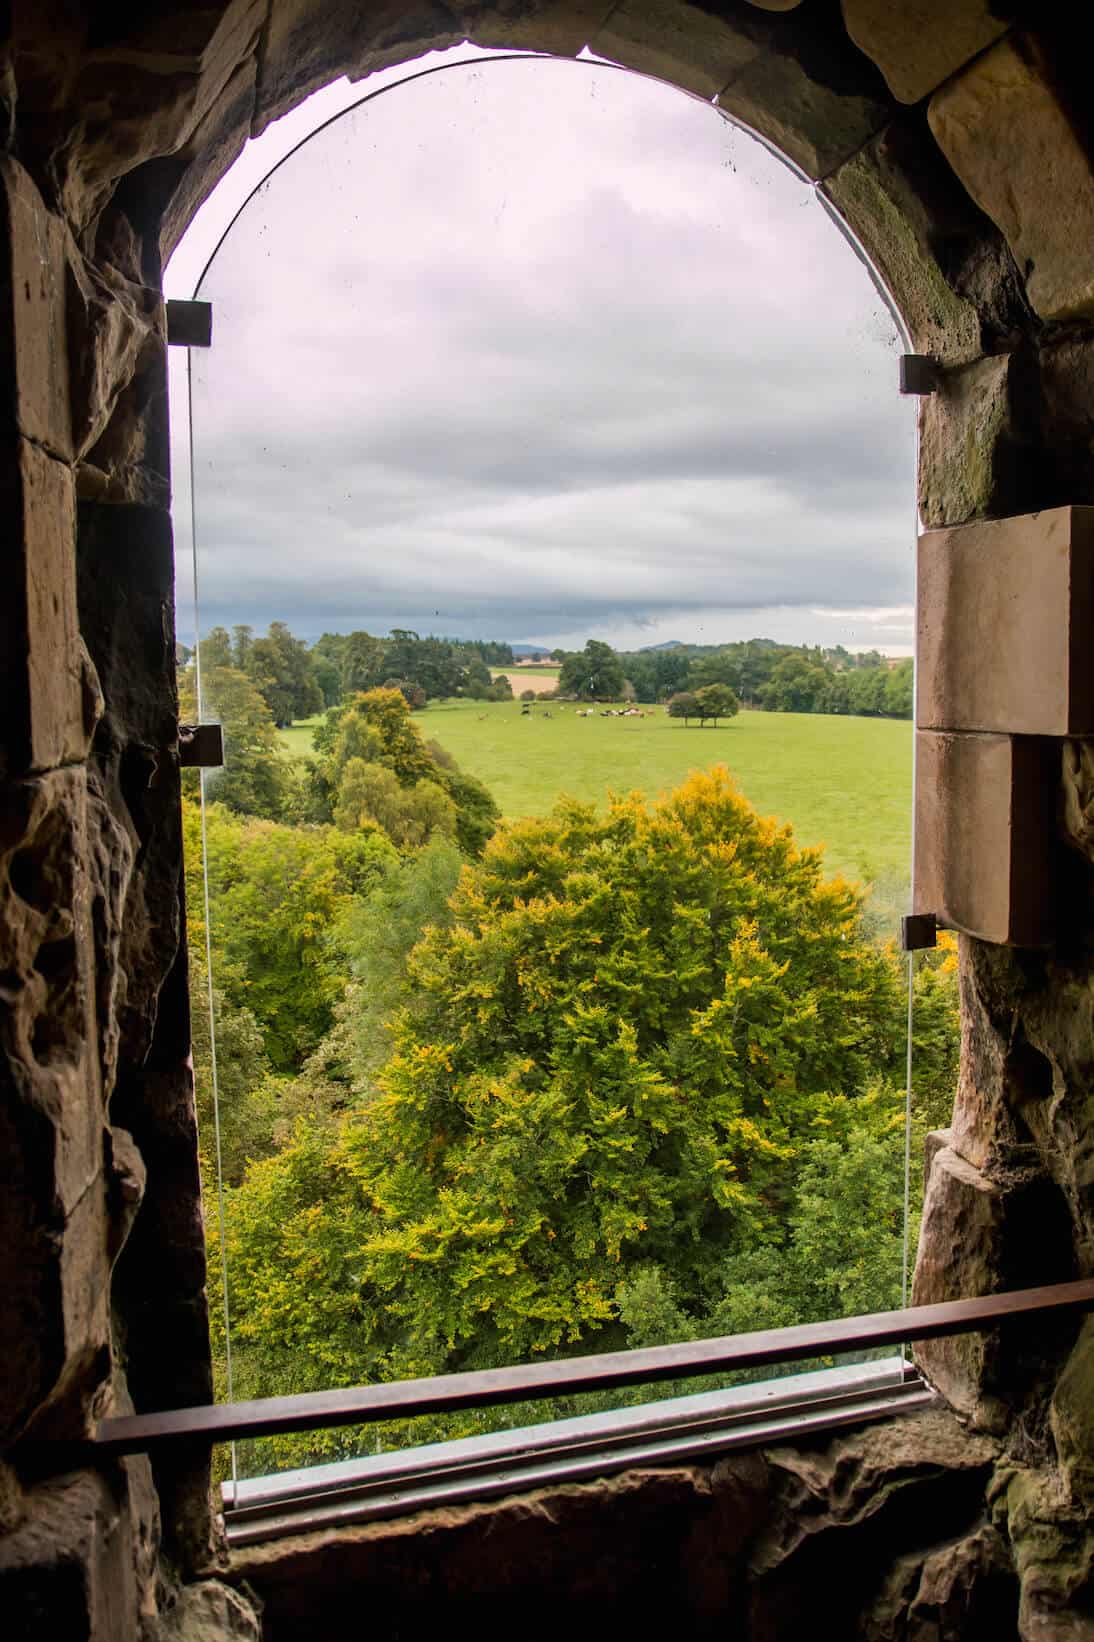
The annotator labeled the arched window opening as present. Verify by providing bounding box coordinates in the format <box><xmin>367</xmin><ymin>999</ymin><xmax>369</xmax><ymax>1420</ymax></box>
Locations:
<box><xmin>171</xmin><ymin>52</ymin><xmax>952</xmax><ymax>1510</ymax></box>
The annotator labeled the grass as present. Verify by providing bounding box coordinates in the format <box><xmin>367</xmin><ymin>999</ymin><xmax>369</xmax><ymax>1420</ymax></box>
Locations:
<box><xmin>281</xmin><ymin>700</ymin><xmax>913</xmax><ymax>929</ymax></box>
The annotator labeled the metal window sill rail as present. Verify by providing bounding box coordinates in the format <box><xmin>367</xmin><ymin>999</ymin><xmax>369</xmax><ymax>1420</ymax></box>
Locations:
<box><xmin>221</xmin><ymin>1359</ymin><xmax>929</xmax><ymax>1547</ymax></box>
<box><xmin>93</xmin><ymin>1281</ymin><xmax>1094</xmax><ymax>1462</ymax></box>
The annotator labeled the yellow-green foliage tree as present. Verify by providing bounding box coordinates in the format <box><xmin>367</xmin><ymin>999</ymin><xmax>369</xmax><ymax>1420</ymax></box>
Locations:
<box><xmin>183</xmin><ymin>798</ymin><xmax>397</xmax><ymax>1072</ymax></box>
<box><xmin>222</xmin><ymin>768</ymin><xmax>907</xmax><ymax>1411</ymax></box>
<box><xmin>310</xmin><ymin>687</ymin><xmax>499</xmax><ymax>855</ymax></box>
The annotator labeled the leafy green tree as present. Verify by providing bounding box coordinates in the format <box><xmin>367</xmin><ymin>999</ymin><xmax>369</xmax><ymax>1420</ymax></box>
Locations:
<box><xmin>463</xmin><ymin>657</ymin><xmax>494</xmax><ymax>699</ymax></box>
<box><xmin>231</xmin><ymin>624</ymin><xmax>254</xmax><ymax>670</ymax></box>
<box><xmin>695</xmin><ymin>683</ymin><xmax>740</xmax><ymax>725</ymax></box>
<box><xmin>198</xmin><ymin>626</ymin><xmax>232</xmax><ymax>669</ymax></box>
<box><xmin>334</xmin><ymin>837</ymin><xmax>464</xmax><ymax>1079</ymax></box>
<box><xmin>761</xmin><ymin>654</ymin><xmax>830</xmax><ymax>714</ymax></box>
<box><xmin>334</xmin><ymin>759</ymin><xmax>457</xmax><ymax>849</ymax></box>
<box><xmin>667</xmin><ymin>690</ymin><xmax>701</xmax><ymax>724</ymax></box>
<box><xmin>341</xmin><ymin>631</ymin><xmax>388</xmax><ymax>695</ymax></box>
<box><xmin>558</xmin><ymin>639</ymin><xmax>625</xmax><ymax>701</ymax></box>
<box><xmin>180</xmin><ymin>663</ymin><xmax>293</xmax><ymax>820</ymax></box>
<box><xmin>313</xmin><ymin>689</ymin><xmax>499</xmax><ymax>856</ymax></box>
<box><xmin>183</xmin><ymin>796</ymin><xmax>397</xmax><ymax>1071</ymax></box>
<box><xmin>245</xmin><ymin>621</ymin><xmax>323</xmax><ymax>725</ymax></box>
<box><xmin>884</xmin><ymin>658</ymin><xmax>914</xmax><ymax>719</ymax></box>
<box><xmin>222</xmin><ymin>769</ymin><xmax>904</xmax><ymax>1393</ymax></box>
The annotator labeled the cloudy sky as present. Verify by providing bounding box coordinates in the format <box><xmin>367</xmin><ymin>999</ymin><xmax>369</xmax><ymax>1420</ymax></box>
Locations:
<box><xmin>169</xmin><ymin>49</ymin><xmax>916</xmax><ymax>656</ymax></box>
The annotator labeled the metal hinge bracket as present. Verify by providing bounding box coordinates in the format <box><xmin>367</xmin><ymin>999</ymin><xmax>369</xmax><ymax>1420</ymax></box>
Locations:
<box><xmin>167</xmin><ymin>300</ymin><xmax>213</xmax><ymax>348</ymax></box>
<box><xmin>901</xmin><ymin>912</ymin><xmax>938</xmax><ymax>951</ymax></box>
<box><xmin>899</xmin><ymin>354</ymin><xmax>939</xmax><ymax>396</ymax></box>
<box><xmin>178</xmin><ymin>723</ymin><xmax>224</xmax><ymax>768</ymax></box>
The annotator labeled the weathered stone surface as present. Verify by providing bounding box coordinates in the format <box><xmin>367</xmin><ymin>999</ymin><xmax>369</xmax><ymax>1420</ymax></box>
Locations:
<box><xmin>252</xmin><ymin>1</ymin><xmax>462</xmax><ymax>136</ymax></box>
<box><xmin>463</xmin><ymin>0</ymin><xmax>616</xmax><ymax>56</ymax></box>
<box><xmin>913</xmin><ymin>1146</ymin><xmax>1075</xmax><ymax>1427</ymax></box>
<box><xmin>76</xmin><ymin>499</ymin><xmax>215</xmax><ymax>1574</ymax></box>
<box><xmin>994</xmin><ymin>1463</ymin><xmax>1094</xmax><ymax>1642</ymax></box>
<box><xmin>929</xmin><ymin>34</ymin><xmax>1094</xmax><ymax>323</ymax></box>
<box><xmin>149</xmin><ymin>1579</ymin><xmax>262</xmax><ymax>1642</ymax></box>
<box><xmin>948</xmin><ymin>934</ymin><xmax>1094</xmax><ymax>1275</ymax></box>
<box><xmin>0</xmin><ymin>439</ymin><xmax>91</xmax><ymax>783</ymax></box>
<box><xmin>913</xmin><ymin>729</ymin><xmax>1057</xmax><ymax>947</ymax></box>
<box><xmin>591</xmin><ymin>0</ymin><xmax>763</xmax><ymax>99</ymax></box>
<box><xmin>918</xmin><ymin>352</ymin><xmax>1036</xmax><ymax>529</ymax></box>
<box><xmin>0</xmin><ymin>158</ymin><xmax>73</xmax><ymax>458</ymax></box>
<box><xmin>842</xmin><ymin>0</ymin><xmax>1009</xmax><ymax>107</ymax></box>
<box><xmin>717</xmin><ymin>34</ymin><xmax>890</xmax><ymax>181</ymax></box>
<box><xmin>45</xmin><ymin>3</ymin><xmax>265</xmax><ymax>236</ymax></box>
<box><xmin>1038</xmin><ymin>336</ymin><xmax>1094</xmax><ymax>512</ymax></box>
<box><xmin>0</xmin><ymin>1471</ymin><xmax>140</xmax><ymax>1641</ymax></box>
<box><xmin>863</xmin><ymin>1522</ymin><xmax>1018</xmax><ymax>1639</ymax></box>
<box><xmin>1051</xmin><ymin>1318</ymin><xmax>1094</xmax><ymax>1505</ymax></box>
<box><xmin>66</xmin><ymin>251</ymin><xmax>163</xmax><ymax>463</ymax></box>
<box><xmin>143</xmin><ymin>51</ymin><xmax>259</xmax><ymax>270</ymax></box>
<box><xmin>823</xmin><ymin>123</ymin><xmax>981</xmax><ymax>363</ymax></box>
<box><xmin>232</xmin><ymin>1461</ymin><xmax>770</xmax><ymax>1637</ymax></box>
<box><xmin>917</xmin><ymin>507</ymin><xmax>1094</xmax><ymax>736</ymax></box>
<box><xmin>0</xmin><ymin>761</ymin><xmax>117</xmax><ymax>1447</ymax></box>
<box><xmin>750</xmin><ymin>1409</ymin><xmax>999</xmax><ymax>1633</ymax></box>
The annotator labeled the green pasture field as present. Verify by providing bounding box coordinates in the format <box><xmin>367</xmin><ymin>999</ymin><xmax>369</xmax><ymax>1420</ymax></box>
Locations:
<box><xmin>281</xmin><ymin>700</ymin><xmax>913</xmax><ymax>927</ymax></box>
<box><xmin>279</xmin><ymin>717</ymin><xmax>323</xmax><ymax>758</ymax></box>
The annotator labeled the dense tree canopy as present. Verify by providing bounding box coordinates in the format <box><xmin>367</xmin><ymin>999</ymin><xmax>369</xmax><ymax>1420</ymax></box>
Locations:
<box><xmin>306</xmin><ymin>688</ymin><xmax>500</xmax><ymax>856</ymax></box>
<box><xmin>221</xmin><ymin>769</ymin><xmax>914</xmax><ymax>1415</ymax></box>
<box><xmin>558</xmin><ymin>639</ymin><xmax>626</xmax><ymax>700</ymax></box>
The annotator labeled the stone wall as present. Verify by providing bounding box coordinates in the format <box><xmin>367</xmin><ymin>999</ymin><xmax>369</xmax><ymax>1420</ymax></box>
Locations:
<box><xmin>1</xmin><ymin>3</ymin><xmax>1093</xmax><ymax>1637</ymax></box>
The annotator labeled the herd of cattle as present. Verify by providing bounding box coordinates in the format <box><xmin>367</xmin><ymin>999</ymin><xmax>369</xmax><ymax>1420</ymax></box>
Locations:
<box><xmin>517</xmin><ymin>704</ymin><xmax>652</xmax><ymax>719</ymax></box>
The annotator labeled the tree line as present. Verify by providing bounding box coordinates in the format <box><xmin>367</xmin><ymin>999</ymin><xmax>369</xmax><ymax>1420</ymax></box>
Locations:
<box><xmin>183</xmin><ymin>622</ymin><xmax>515</xmax><ymax>725</ymax></box>
<box><xmin>179</xmin><ymin>634</ymin><xmax>956</xmax><ymax>1473</ymax></box>
<box><xmin>179</xmin><ymin>622</ymin><xmax>913</xmax><ymax>728</ymax></box>
<box><xmin>551</xmin><ymin>636</ymin><xmax>913</xmax><ymax>718</ymax></box>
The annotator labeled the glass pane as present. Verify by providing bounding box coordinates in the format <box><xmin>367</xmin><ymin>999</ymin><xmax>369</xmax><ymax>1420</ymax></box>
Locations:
<box><xmin>176</xmin><ymin>52</ymin><xmax>927</xmax><ymax>1487</ymax></box>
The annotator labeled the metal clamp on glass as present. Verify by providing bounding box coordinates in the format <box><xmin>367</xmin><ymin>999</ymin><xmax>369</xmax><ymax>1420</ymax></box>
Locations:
<box><xmin>901</xmin><ymin>912</ymin><xmax>938</xmax><ymax>952</ymax></box>
<box><xmin>178</xmin><ymin>723</ymin><xmax>224</xmax><ymax>768</ymax></box>
<box><xmin>899</xmin><ymin>355</ymin><xmax>938</xmax><ymax>396</ymax></box>
<box><xmin>167</xmin><ymin>300</ymin><xmax>213</xmax><ymax>348</ymax></box>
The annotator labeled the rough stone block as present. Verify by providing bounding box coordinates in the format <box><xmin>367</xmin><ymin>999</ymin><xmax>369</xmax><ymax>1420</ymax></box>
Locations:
<box><xmin>822</xmin><ymin>121</ymin><xmax>983</xmax><ymax>366</ymax></box>
<box><xmin>912</xmin><ymin>1145</ymin><xmax>1074</xmax><ymax>1427</ymax></box>
<box><xmin>716</xmin><ymin>38</ymin><xmax>889</xmax><ymax>181</ymax></box>
<box><xmin>54</xmin><ymin>1</ymin><xmax>266</xmax><ymax>235</ymax></box>
<box><xmin>463</xmin><ymin>1</ymin><xmax>616</xmax><ymax>56</ymax></box>
<box><xmin>1038</xmin><ymin>336</ymin><xmax>1094</xmax><ymax>511</ymax></box>
<box><xmin>0</xmin><ymin>1472</ymin><xmax>140</xmax><ymax>1641</ymax></box>
<box><xmin>841</xmin><ymin>0</ymin><xmax>1009</xmax><ymax>106</ymax></box>
<box><xmin>0</xmin><ymin>764</ymin><xmax>116</xmax><ymax>1447</ymax></box>
<box><xmin>929</xmin><ymin>35</ymin><xmax>1094</xmax><ymax>322</ymax></box>
<box><xmin>913</xmin><ymin>729</ymin><xmax>1057</xmax><ymax>947</ymax></box>
<box><xmin>253</xmin><ymin>1</ymin><xmax>461</xmax><ymax>135</ymax></box>
<box><xmin>149</xmin><ymin>1580</ymin><xmax>262</xmax><ymax>1642</ymax></box>
<box><xmin>752</xmin><ymin>1409</ymin><xmax>999</xmax><ymax>1634</ymax></box>
<box><xmin>917</xmin><ymin>353</ymin><xmax>1033</xmax><ymax>529</ymax></box>
<box><xmin>0</xmin><ymin>438</ymin><xmax>91</xmax><ymax>782</ymax></box>
<box><xmin>1050</xmin><ymin>1316</ymin><xmax>1094</xmax><ymax>1503</ymax></box>
<box><xmin>0</xmin><ymin>157</ymin><xmax>73</xmax><ymax>459</ymax></box>
<box><xmin>917</xmin><ymin>507</ymin><xmax>1094</xmax><ymax>737</ymax></box>
<box><xmin>590</xmin><ymin>0</ymin><xmax>762</xmax><ymax>98</ymax></box>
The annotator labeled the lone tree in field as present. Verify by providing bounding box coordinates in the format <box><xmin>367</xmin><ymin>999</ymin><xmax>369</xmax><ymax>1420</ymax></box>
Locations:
<box><xmin>667</xmin><ymin>690</ymin><xmax>700</xmax><ymax>724</ymax></box>
<box><xmin>222</xmin><ymin>768</ymin><xmax>903</xmax><ymax>1397</ymax></box>
<box><xmin>695</xmin><ymin>683</ymin><xmax>740</xmax><ymax>725</ymax></box>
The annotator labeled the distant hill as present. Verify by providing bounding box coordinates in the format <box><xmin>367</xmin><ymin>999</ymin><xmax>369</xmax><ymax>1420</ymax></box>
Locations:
<box><xmin>511</xmin><ymin>643</ymin><xmax>552</xmax><ymax>658</ymax></box>
<box><xmin>639</xmin><ymin>640</ymin><xmax>685</xmax><ymax>652</ymax></box>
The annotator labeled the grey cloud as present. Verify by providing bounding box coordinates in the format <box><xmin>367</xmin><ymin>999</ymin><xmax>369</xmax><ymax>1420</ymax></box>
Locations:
<box><xmin>179</xmin><ymin>56</ymin><xmax>913</xmax><ymax>650</ymax></box>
